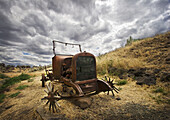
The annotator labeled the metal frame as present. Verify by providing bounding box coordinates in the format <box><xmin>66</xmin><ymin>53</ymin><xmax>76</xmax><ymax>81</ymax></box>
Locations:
<box><xmin>53</xmin><ymin>40</ymin><xmax>82</xmax><ymax>56</ymax></box>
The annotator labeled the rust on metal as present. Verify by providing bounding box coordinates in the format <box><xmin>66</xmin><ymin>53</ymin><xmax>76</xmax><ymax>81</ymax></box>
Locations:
<box><xmin>52</xmin><ymin>55</ymin><xmax>72</xmax><ymax>80</ymax></box>
<box><xmin>53</xmin><ymin>40</ymin><xmax>82</xmax><ymax>55</ymax></box>
<box><xmin>41</xmin><ymin>40</ymin><xmax>119</xmax><ymax>112</ymax></box>
<box><xmin>72</xmin><ymin>52</ymin><xmax>97</xmax><ymax>82</ymax></box>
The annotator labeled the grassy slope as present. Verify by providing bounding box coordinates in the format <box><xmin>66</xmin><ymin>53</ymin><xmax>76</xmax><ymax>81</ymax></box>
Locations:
<box><xmin>97</xmin><ymin>31</ymin><xmax>170</xmax><ymax>108</ymax></box>
<box><xmin>97</xmin><ymin>31</ymin><xmax>170</xmax><ymax>91</ymax></box>
<box><xmin>97</xmin><ymin>31</ymin><xmax>170</xmax><ymax>74</ymax></box>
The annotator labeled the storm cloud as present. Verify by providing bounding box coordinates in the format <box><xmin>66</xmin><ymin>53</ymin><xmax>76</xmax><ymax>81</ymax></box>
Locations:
<box><xmin>0</xmin><ymin>0</ymin><xmax>169</xmax><ymax>66</ymax></box>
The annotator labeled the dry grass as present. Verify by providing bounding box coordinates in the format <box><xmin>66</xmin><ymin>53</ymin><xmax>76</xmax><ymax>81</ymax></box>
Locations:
<box><xmin>1</xmin><ymin>69</ymin><xmax>45</xmax><ymax>78</ymax></box>
<box><xmin>97</xmin><ymin>54</ymin><xmax>147</xmax><ymax>74</ymax></box>
<box><xmin>97</xmin><ymin>31</ymin><xmax>170</xmax><ymax>75</ymax></box>
<box><xmin>96</xmin><ymin>32</ymin><xmax>170</xmax><ymax>112</ymax></box>
<box><xmin>0</xmin><ymin>72</ymin><xmax>169</xmax><ymax>120</ymax></box>
<box><xmin>36</xmin><ymin>80</ymin><xmax>169</xmax><ymax>120</ymax></box>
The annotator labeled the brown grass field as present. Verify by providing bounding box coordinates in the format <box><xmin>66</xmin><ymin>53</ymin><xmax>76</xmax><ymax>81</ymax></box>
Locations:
<box><xmin>0</xmin><ymin>74</ymin><xmax>169</xmax><ymax>120</ymax></box>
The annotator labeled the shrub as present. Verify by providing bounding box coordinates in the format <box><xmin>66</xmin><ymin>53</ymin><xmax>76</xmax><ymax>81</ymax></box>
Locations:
<box><xmin>9</xmin><ymin>92</ymin><xmax>21</xmax><ymax>98</ymax></box>
<box><xmin>117</xmin><ymin>80</ymin><xmax>127</xmax><ymax>85</ymax></box>
<box><xmin>15</xmin><ymin>85</ymin><xmax>29</xmax><ymax>90</ymax></box>
<box><xmin>17</xmin><ymin>73</ymin><xmax>31</xmax><ymax>80</ymax></box>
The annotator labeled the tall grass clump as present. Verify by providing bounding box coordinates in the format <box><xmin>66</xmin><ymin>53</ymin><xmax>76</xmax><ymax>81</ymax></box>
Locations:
<box><xmin>117</xmin><ymin>80</ymin><xmax>127</xmax><ymax>85</ymax></box>
<box><xmin>97</xmin><ymin>53</ymin><xmax>145</xmax><ymax>76</ymax></box>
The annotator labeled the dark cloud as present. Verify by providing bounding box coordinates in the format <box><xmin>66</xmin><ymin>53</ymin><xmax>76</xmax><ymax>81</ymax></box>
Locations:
<box><xmin>22</xmin><ymin>14</ymin><xmax>49</xmax><ymax>36</ymax></box>
<box><xmin>0</xmin><ymin>0</ymin><xmax>12</xmax><ymax>13</ymax></box>
<box><xmin>69</xmin><ymin>22</ymin><xmax>110</xmax><ymax>41</ymax></box>
<box><xmin>0</xmin><ymin>12</ymin><xmax>22</xmax><ymax>43</ymax></box>
<box><xmin>0</xmin><ymin>0</ymin><xmax>169</xmax><ymax>65</ymax></box>
<box><xmin>0</xmin><ymin>40</ymin><xmax>15</xmax><ymax>46</ymax></box>
<box><xmin>0</xmin><ymin>55</ymin><xmax>13</xmax><ymax>61</ymax></box>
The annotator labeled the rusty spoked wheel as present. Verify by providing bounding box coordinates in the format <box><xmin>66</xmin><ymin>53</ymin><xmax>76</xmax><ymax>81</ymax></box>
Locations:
<box><xmin>42</xmin><ymin>82</ymin><xmax>61</xmax><ymax>113</ymax></box>
<box><xmin>104</xmin><ymin>76</ymin><xmax>119</xmax><ymax>96</ymax></box>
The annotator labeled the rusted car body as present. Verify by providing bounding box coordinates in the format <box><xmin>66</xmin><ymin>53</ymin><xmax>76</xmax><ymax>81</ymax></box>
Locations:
<box><xmin>41</xmin><ymin>41</ymin><xmax>119</xmax><ymax>112</ymax></box>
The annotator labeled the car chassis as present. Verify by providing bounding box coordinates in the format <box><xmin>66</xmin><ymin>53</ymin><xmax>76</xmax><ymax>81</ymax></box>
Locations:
<box><xmin>41</xmin><ymin>40</ymin><xmax>119</xmax><ymax>112</ymax></box>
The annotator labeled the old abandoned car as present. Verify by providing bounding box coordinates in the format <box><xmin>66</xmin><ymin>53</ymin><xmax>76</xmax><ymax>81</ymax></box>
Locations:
<box><xmin>41</xmin><ymin>40</ymin><xmax>119</xmax><ymax>112</ymax></box>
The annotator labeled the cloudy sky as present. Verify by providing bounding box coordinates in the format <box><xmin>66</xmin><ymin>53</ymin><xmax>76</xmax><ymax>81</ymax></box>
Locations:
<box><xmin>0</xmin><ymin>0</ymin><xmax>169</xmax><ymax>66</ymax></box>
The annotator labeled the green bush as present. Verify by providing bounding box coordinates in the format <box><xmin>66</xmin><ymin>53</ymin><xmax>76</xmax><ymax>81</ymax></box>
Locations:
<box><xmin>16</xmin><ymin>85</ymin><xmax>29</xmax><ymax>90</ymax></box>
<box><xmin>117</xmin><ymin>80</ymin><xmax>127</xmax><ymax>85</ymax></box>
<box><xmin>0</xmin><ymin>73</ymin><xmax>9</xmax><ymax>79</ymax></box>
<box><xmin>17</xmin><ymin>73</ymin><xmax>31</xmax><ymax>80</ymax></box>
<box><xmin>9</xmin><ymin>92</ymin><xmax>21</xmax><ymax>98</ymax></box>
<box><xmin>0</xmin><ymin>93</ymin><xmax>6</xmax><ymax>103</ymax></box>
<box><xmin>126</xmin><ymin>36</ymin><xmax>141</xmax><ymax>46</ymax></box>
<box><xmin>0</xmin><ymin>73</ymin><xmax>31</xmax><ymax>92</ymax></box>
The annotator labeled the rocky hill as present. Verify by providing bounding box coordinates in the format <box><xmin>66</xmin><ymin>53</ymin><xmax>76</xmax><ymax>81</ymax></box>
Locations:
<box><xmin>97</xmin><ymin>31</ymin><xmax>170</xmax><ymax>86</ymax></box>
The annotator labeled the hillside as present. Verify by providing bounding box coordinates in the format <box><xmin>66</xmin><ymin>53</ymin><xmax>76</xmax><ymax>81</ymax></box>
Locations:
<box><xmin>97</xmin><ymin>31</ymin><xmax>170</xmax><ymax>86</ymax></box>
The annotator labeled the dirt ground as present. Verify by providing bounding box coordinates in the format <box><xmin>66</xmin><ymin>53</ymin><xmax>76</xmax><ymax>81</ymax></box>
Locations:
<box><xmin>0</xmin><ymin>74</ymin><xmax>169</xmax><ymax>120</ymax></box>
